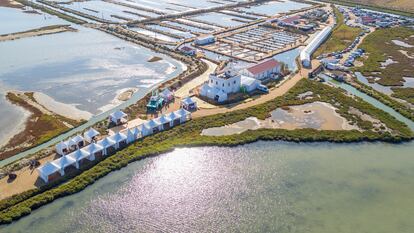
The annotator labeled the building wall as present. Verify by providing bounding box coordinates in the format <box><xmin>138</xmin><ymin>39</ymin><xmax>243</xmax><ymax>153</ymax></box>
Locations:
<box><xmin>207</xmin><ymin>74</ymin><xmax>241</xmax><ymax>94</ymax></box>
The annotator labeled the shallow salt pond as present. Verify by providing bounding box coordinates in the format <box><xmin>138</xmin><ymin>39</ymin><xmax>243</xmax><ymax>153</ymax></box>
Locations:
<box><xmin>130</xmin><ymin>27</ymin><xmax>181</xmax><ymax>42</ymax></box>
<box><xmin>241</xmin><ymin>0</ymin><xmax>311</xmax><ymax>16</ymax></box>
<box><xmin>63</xmin><ymin>0</ymin><xmax>145</xmax><ymax>23</ymax></box>
<box><xmin>0</xmin><ymin>7</ymin><xmax>66</xmax><ymax>35</ymax></box>
<box><xmin>0</xmin><ymin>25</ymin><xmax>184</xmax><ymax>145</ymax></box>
<box><xmin>2</xmin><ymin>141</ymin><xmax>414</xmax><ymax>233</ymax></box>
<box><xmin>202</xmin><ymin>102</ymin><xmax>356</xmax><ymax>136</ymax></box>
<box><xmin>190</xmin><ymin>12</ymin><xmax>249</xmax><ymax>27</ymax></box>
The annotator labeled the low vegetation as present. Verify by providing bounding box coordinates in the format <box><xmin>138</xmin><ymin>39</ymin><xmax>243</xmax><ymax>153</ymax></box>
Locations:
<box><xmin>14</xmin><ymin>0</ymin><xmax>87</xmax><ymax>24</ymax></box>
<box><xmin>391</xmin><ymin>87</ymin><xmax>414</xmax><ymax>105</ymax></box>
<box><xmin>355</xmin><ymin>26</ymin><xmax>414</xmax><ymax>86</ymax></box>
<box><xmin>0</xmin><ymin>92</ymin><xmax>83</xmax><ymax>160</ymax></box>
<box><xmin>348</xmin><ymin>78</ymin><xmax>414</xmax><ymax>121</ymax></box>
<box><xmin>314</xmin><ymin>6</ymin><xmax>362</xmax><ymax>57</ymax></box>
<box><xmin>0</xmin><ymin>79</ymin><xmax>412</xmax><ymax>224</ymax></box>
<box><xmin>317</xmin><ymin>0</ymin><xmax>414</xmax><ymax>17</ymax></box>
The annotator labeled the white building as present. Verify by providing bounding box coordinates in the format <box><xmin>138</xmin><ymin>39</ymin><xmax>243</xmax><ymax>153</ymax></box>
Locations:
<box><xmin>241</xmin><ymin>76</ymin><xmax>261</xmax><ymax>93</ymax></box>
<box><xmin>242</xmin><ymin>59</ymin><xmax>282</xmax><ymax>80</ymax></box>
<box><xmin>195</xmin><ymin>35</ymin><xmax>215</xmax><ymax>45</ymax></box>
<box><xmin>200</xmin><ymin>68</ymin><xmax>241</xmax><ymax>102</ymax></box>
<box><xmin>300</xmin><ymin>26</ymin><xmax>333</xmax><ymax>67</ymax></box>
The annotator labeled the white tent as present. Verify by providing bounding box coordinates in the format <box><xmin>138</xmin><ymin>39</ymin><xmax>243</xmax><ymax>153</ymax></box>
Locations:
<box><xmin>97</xmin><ymin>137</ymin><xmax>116</xmax><ymax>155</ymax></box>
<box><xmin>67</xmin><ymin>149</ymin><xmax>91</xmax><ymax>169</ymax></box>
<box><xmin>138</xmin><ymin>123</ymin><xmax>152</xmax><ymax>137</ymax></box>
<box><xmin>145</xmin><ymin>119</ymin><xmax>162</xmax><ymax>133</ymax></box>
<box><xmin>52</xmin><ymin>155</ymin><xmax>76</xmax><ymax>176</ymax></box>
<box><xmin>84</xmin><ymin>128</ymin><xmax>100</xmax><ymax>143</ymax></box>
<box><xmin>175</xmin><ymin>109</ymin><xmax>192</xmax><ymax>123</ymax></box>
<box><xmin>109</xmin><ymin>132</ymin><xmax>127</xmax><ymax>149</ymax></box>
<box><xmin>68</xmin><ymin>135</ymin><xmax>85</xmax><ymax>149</ymax></box>
<box><xmin>157</xmin><ymin>114</ymin><xmax>172</xmax><ymax>129</ymax></box>
<box><xmin>181</xmin><ymin>97</ymin><xmax>197</xmax><ymax>111</ymax></box>
<box><xmin>126</xmin><ymin>127</ymin><xmax>140</xmax><ymax>143</ymax></box>
<box><xmin>109</xmin><ymin>110</ymin><xmax>127</xmax><ymax>125</ymax></box>
<box><xmin>55</xmin><ymin>141</ymin><xmax>69</xmax><ymax>155</ymax></box>
<box><xmin>37</xmin><ymin>162</ymin><xmax>60</xmax><ymax>183</ymax></box>
<box><xmin>159</xmin><ymin>88</ymin><xmax>174</xmax><ymax>102</ymax></box>
<box><xmin>83</xmin><ymin>143</ymin><xmax>104</xmax><ymax>160</ymax></box>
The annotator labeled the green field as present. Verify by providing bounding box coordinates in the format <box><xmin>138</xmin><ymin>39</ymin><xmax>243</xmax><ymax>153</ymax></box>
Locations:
<box><xmin>314</xmin><ymin>7</ymin><xmax>362</xmax><ymax>57</ymax></box>
<box><xmin>355</xmin><ymin>27</ymin><xmax>414</xmax><ymax>87</ymax></box>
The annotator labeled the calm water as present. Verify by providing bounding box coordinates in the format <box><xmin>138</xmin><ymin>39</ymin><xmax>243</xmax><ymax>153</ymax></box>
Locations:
<box><xmin>0</xmin><ymin>7</ymin><xmax>65</xmax><ymax>35</ymax></box>
<box><xmin>0</xmin><ymin>23</ymin><xmax>184</xmax><ymax>145</ymax></box>
<box><xmin>2</xmin><ymin>141</ymin><xmax>414</xmax><ymax>233</ymax></box>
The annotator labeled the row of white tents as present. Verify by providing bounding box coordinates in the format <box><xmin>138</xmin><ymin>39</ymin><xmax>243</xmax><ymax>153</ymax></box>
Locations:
<box><xmin>37</xmin><ymin>108</ymin><xmax>192</xmax><ymax>183</ymax></box>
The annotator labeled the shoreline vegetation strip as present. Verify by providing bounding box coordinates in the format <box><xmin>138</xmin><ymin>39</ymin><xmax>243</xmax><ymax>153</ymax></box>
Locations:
<box><xmin>0</xmin><ymin>79</ymin><xmax>412</xmax><ymax>224</ymax></box>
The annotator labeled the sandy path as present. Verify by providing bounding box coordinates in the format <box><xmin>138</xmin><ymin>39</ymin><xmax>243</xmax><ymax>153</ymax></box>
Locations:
<box><xmin>0</xmin><ymin>25</ymin><xmax>75</xmax><ymax>42</ymax></box>
<box><xmin>192</xmin><ymin>61</ymin><xmax>319</xmax><ymax>118</ymax></box>
<box><xmin>175</xmin><ymin>59</ymin><xmax>217</xmax><ymax>98</ymax></box>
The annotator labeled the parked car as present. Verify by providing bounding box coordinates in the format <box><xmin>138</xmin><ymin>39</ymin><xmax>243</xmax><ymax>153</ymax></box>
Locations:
<box><xmin>257</xmin><ymin>85</ymin><xmax>269</xmax><ymax>93</ymax></box>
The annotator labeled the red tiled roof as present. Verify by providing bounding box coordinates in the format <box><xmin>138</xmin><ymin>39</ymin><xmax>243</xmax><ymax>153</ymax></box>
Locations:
<box><xmin>181</xmin><ymin>46</ymin><xmax>194</xmax><ymax>52</ymax></box>
<box><xmin>247</xmin><ymin>59</ymin><xmax>280</xmax><ymax>75</ymax></box>
<box><xmin>282</xmin><ymin>15</ymin><xmax>301</xmax><ymax>24</ymax></box>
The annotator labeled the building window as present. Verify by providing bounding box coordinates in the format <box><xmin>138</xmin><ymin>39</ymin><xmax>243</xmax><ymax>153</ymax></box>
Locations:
<box><xmin>228</xmin><ymin>82</ymin><xmax>230</xmax><ymax>86</ymax></box>
<box><xmin>234</xmin><ymin>81</ymin><xmax>236</xmax><ymax>84</ymax></box>
<box><xmin>211</xmin><ymin>80</ymin><xmax>213</xmax><ymax>83</ymax></box>
<box><xmin>216</xmin><ymin>81</ymin><xmax>218</xmax><ymax>85</ymax></box>
<box><xmin>222</xmin><ymin>83</ymin><xmax>224</xmax><ymax>87</ymax></box>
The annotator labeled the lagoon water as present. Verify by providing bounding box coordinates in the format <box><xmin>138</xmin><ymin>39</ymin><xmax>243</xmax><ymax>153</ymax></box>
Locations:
<box><xmin>2</xmin><ymin>141</ymin><xmax>414</xmax><ymax>233</ymax></box>
<box><xmin>0</xmin><ymin>23</ymin><xmax>184</xmax><ymax>145</ymax></box>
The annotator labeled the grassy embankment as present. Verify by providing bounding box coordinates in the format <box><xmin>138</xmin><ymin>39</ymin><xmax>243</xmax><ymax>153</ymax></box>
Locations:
<box><xmin>348</xmin><ymin>78</ymin><xmax>414</xmax><ymax>121</ymax></box>
<box><xmin>314</xmin><ymin>6</ymin><xmax>362</xmax><ymax>57</ymax></box>
<box><xmin>391</xmin><ymin>88</ymin><xmax>414</xmax><ymax>105</ymax></box>
<box><xmin>355</xmin><ymin>27</ymin><xmax>414</xmax><ymax>86</ymax></box>
<box><xmin>0</xmin><ymin>92</ymin><xmax>84</xmax><ymax>160</ymax></box>
<box><xmin>316</xmin><ymin>0</ymin><xmax>414</xmax><ymax>18</ymax></box>
<box><xmin>14</xmin><ymin>0</ymin><xmax>86</xmax><ymax>24</ymax></box>
<box><xmin>0</xmin><ymin>79</ymin><xmax>412</xmax><ymax>224</ymax></box>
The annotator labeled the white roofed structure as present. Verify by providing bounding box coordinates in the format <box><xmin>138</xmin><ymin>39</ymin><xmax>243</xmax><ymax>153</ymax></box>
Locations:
<box><xmin>109</xmin><ymin>110</ymin><xmax>127</xmax><ymax>125</ymax></box>
<box><xmin>84</xmin><ymin>128</ymin><xmax>100</xmax><ymax>143</ymax></box>
<box><xmin>110</xmin><ymin>132</ymin><xmax>127</xmax><ymax>149</ymax></box>
<box><xmin>300</xmin><ymin>26</ymin><xmax>333</xmax><ymax>67</ymax></box>
<box><xmin>84</xmin><ymin>143</ymin><xmax>104</xmax><ymax>160</ymax></box>
<box><xmin>126</xmin><ymin>127</ymin><xmax>140</xmax><ymax>143</ymax></box>
<box><xmin>37</xmin><ymin>162</ymin><xmax>60</xmax><ymax>183</ymax></box>
<box><xmin>67</xmin><ymin>149</ymin><xmax>91</xmax><ymax>169</ymax></box>
<box><xmin>56</xmin><ymin>141</ymin><xmax>69</xmax><ymax>155</ymax></box>
<box><xmin>68</xmin><ymin>135</ymin><xmax>85</xmax><ymax>149</ymax></box>
<box><xmin>97</xmin><ymin>137</ymin><xmax>116</xmax><ymax>155</ymax></box>
<box><xmin>52</xmin><ymin>155</ymin><xmax>76</xmax><ymax>176</ymax></box>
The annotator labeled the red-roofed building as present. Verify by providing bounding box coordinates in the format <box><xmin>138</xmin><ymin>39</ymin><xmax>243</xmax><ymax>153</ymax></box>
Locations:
<box><xmin>179</xmin><ymin>46</ymin><xmax>196</xmax><ymax>56</ymax></box>
<box><xmin>359</xmin><ymin>16</ymin><xmax>376</xmax><ymax>25</ymax></box>
<box><xmin>242</xmin><ymin>59</ymin><xmax>282</xmax><ymax>80</ymax></box>
<box><xmin>281</xmin><ymin>15</ymin><xmax>301</xmax><ymax>25</ymax></box>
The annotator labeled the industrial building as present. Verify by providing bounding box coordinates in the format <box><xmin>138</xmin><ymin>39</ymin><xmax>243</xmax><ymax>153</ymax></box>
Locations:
<box><xmin>300</xmin><ymin>26</ymin><xmax>333</xmax><ymax>67</ymax></box>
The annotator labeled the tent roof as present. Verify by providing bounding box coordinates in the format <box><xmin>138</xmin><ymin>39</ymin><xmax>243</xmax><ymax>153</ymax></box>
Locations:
<box><xmin>176</xmin><ymin>108</ymin><xmax>191</xmax><ymax>116</ymax></box>
<box><xmin>181</xmin><ymin>97</ymin><xmax>195</xmax><ymax>105</ymax></box>
<box><xmin>69</xmin><ymin>135</ymin><xmax>84</xmax><ymax>146</ymax></box>
<box><xmin>168</xmin><ymin>111</ymin><xmax>181</xmax><ymax>120</ymax></box>
<box><xmin>157</xmin><ymin>115</ymin><xmax>172</xmax><ymax>124</ymax></box>
<box><xmin>97</xmin><ymin>137</ymin><xmax>116</xmax><ymax>148</ymax></box>
<box><xmin>52</xmin><ymin>155</ymin><xmax>76</xmax><ymax>169</ymax></box>
<box><xmin>37</xmin><ymin>162</ymin><xmax>60</xmax><ymax>176</ymax></box>
<box><xmin>56</xmin><ymin>141</ymin><xmax>69</xmax><ymax>150</ymax></box>
<box><xmin>84</xmin><ymin>143</ymin><xmax>104</xmax><ymax>154</ymax></box>
<box><xmin>84</xmin><ymin>128</ymin><xmax>100</xmax><ymax>139</ymax></box>
<box><xmin>67</xmin><ymin>149</ymin><xmax>90</xmax><ymax>162</ymax></box>
<box><xmin>160</xmin><ymin>88</ymin><xmax>173</xmax><ymax>97</ymax></box>
<box><xmin>145</xmin><ymin>119</ymin><xmax>161</xmax><ymax>128</ymax></box>
<box><xmin>110</xmin><ymin>132</ymin><xmax>127</xmax><ymax>143</ymax></box>
<box><xmin>110</xmin><ymin>110</ymin><xmax>127</xmax><ymax>120</ymax></box>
